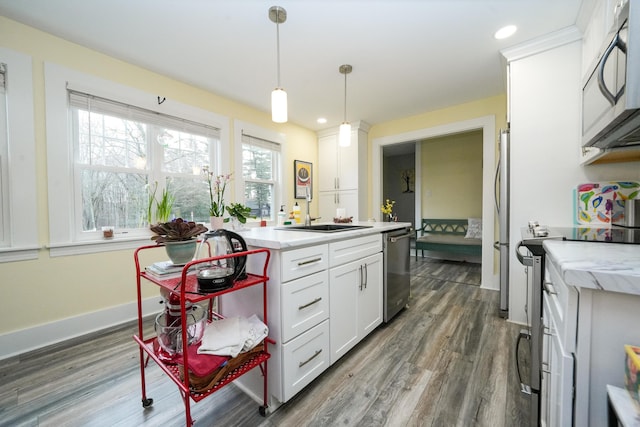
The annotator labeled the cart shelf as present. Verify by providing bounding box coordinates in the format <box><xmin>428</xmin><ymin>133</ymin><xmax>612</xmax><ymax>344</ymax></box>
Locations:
<box><xmin>133</xmin><ymin>336</ymin><xmax>273</xmax><ymax>402</ymax></box>
<box><xmin>132</xmin><ymin>244</ymin><xmax>272</xmax><ymax>426</ymax></box>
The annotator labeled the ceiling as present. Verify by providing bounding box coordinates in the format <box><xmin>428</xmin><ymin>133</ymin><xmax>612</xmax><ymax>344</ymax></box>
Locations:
<box><xmin>0</xmin><ymin>0</ymin><xmax>588</xmax><ymax>132</ymax></box>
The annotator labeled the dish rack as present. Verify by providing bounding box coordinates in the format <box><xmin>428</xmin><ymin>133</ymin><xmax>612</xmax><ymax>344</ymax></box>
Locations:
<box><xmin>133</xmin><ymin>243</ymin><xmax>273</xmax><ymax>426</ymax></box>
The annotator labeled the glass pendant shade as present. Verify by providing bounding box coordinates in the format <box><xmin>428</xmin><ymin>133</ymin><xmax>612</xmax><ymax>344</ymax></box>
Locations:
<box><xmin>271</xmin><ymin>88</ymin><xmax>287</xmax><ymax>123</ymax></box>
<box><xmin>339</xmin><ymin>122</ymin><xmax>351</xmax><ymax>147</ymax></box>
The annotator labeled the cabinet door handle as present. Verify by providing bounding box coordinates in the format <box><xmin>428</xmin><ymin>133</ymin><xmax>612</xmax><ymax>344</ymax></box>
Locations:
<box><xmin>363</xmin><ymin>263</ymin><xmax>368</xmax><ymax>288</ymax></box>
<box><xmin>543</xmin><ymin>281</ymin><xmax>557</xmax><ymax>295</ymax></box>
<box><xmin>299</xmin><ymin>349</ymin><xmax>322</xmax><ymax>368</ymax></box>
<box><xmin>359</xmin><ymin>265</ymin><xmax>363</xmax><ymax>290</ymax></box>
<box><xmin>298</xmin><ymin>297</ymin><xmax>322</xmax><ymax>310</ymax></box>
<box><xmin>336</xmin><ymin>177</ymin><xmax>340</xmax><ymax>190</ymax></box>
<box><xmin>297</xmin><ymin>257</ymin><xmax>322</xmax><ymax>266</ymax></box>
<box><xmin>334</xmin><ymin>177</ymin><xmax>338</xmax><ymax>190</ymax></box>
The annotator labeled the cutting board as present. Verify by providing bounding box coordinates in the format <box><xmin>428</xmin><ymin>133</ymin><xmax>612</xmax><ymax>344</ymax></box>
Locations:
<box><xmin>575</xmin><ymin>181</ymin><xmax>640</xmax><ymax>225</ymax></box>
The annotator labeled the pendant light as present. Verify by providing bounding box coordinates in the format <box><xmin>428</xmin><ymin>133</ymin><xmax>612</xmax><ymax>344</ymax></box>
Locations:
<box><xmin>269</xmin><ymin>6</ymin><xmax>287</xmax><ymax>123</ymax></box>
<box><xmin>338</xmin><ymin>64</ymin><xmax>352</xmax><ymax>147</ymax></box>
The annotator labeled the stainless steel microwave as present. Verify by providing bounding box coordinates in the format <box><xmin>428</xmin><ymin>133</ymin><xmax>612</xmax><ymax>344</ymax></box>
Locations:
<box><xmin>582</xmin><ymin>0</ymin><xmax>640</xmax><ymax>149</ymax></box>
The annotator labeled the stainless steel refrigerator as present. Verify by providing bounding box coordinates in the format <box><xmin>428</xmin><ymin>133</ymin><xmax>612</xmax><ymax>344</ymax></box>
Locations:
<box><xmin>495</xmin><ymin>128</ymin><xmax>510</xmax><ymax>318</ymax></box>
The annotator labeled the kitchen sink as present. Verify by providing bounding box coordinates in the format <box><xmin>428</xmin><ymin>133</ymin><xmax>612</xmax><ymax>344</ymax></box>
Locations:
<box><xmin>277</xmin><ymin>224</ymin><xmax>372</xmax><ymax>233</ymax></box>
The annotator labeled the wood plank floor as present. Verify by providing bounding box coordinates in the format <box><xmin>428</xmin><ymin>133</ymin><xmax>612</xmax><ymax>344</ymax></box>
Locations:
<box><xmin>0</xmin><ymin>257</ymin><xmax>530</xmax><ymax>427</ymax></box>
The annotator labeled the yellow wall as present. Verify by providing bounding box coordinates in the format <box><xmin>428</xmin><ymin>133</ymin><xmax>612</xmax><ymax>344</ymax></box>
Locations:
<box><xmin>421</xmin><ymin>131</ymin><xmax>483</xmax><ymax>218</ymax></box>
<box><xmin>0</xmin><ymin>16</ymin><xmax>317</xmax><ymax>335</ymax></box>
<box><xmin>368</xmin><ymin>95</ymin><xmax>507</xmax><ymax>218</ymax></box>
<box><xmin>0</xmin><ymin>15</ymin><xmax>508</xmax><ymax>342</ymax></box>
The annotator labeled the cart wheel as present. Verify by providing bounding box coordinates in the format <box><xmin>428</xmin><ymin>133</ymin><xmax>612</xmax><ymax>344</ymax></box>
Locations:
<box><xmin>142</xmin><ymin>398</ymin><xmax>154</xmax><ymax>408</ymax></box>
<box><xmin>258</xmin><ymin>405</ymin><xmax>268</xmax><ymax>417</ymax></box>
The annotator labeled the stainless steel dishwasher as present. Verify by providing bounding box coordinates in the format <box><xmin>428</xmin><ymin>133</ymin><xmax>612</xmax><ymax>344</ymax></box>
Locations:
<box><xmin>383</xmin><ymin>227</ymin><xmax>412</xmax><ymax>322</ymax></box>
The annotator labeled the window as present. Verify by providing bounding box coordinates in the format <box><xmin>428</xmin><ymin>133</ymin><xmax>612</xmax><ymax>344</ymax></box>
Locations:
<box><xmin>45</xmin><ymin>63</ymin><xmax>229</xmax><ymax>256</ymax></box>
<box><xmin>235</xmin><ymin>122</ymin><xmax>284</xmax><ymax>224</ymax></box>
<box><xmin>69</xmin><ymin>91</ymin><xmax>220</xmax><ymax>235</ymax></box>
<box><xmin>0</xmin><ymin>48</ymin><xmax>38</xmax><ymax>262</ymax></box>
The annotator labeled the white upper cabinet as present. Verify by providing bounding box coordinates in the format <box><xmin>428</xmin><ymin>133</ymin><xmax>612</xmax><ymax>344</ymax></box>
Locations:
<box><xmin>317</xmin><ymin>121</ymin><xmax>370</xmax><ymax>221</ymax></box>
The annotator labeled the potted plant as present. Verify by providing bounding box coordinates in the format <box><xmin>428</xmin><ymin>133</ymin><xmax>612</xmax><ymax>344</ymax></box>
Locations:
<box><xmin>203</xmin><ymin>166</ymin><xmax>232</xmax><ymax>230</ymax></box>
<box><xmin>146</xmin><ymin>181</ymin><xmax>174</xmax><ymax>225</ymax></box>
<box><xmin>150</xmin><ymin>218</ymin><xmax>208</xmax><ymax>264</ymax></box>
<box><xmin>225</xmin><ymin>202</ymin><xmax>255</xmax><ymax>230</ymax></box>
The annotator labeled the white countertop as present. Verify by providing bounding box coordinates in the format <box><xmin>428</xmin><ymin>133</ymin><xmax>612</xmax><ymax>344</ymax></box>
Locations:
<box><xmin>543</xmin><ymin>240</ymin><xmax>640</xmax><ymax>296</ymax></box>
<box><xmin>232</xmin><ymin>221</ymin><xmax>413</xmax><ymax>250</ymax></box>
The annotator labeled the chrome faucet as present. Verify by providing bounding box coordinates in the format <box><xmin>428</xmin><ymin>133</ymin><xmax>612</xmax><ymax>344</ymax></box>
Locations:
<box><xmin>304</xmin><ymin>186</ymin><xmax>312</xmax><ymax>226</ymax></box>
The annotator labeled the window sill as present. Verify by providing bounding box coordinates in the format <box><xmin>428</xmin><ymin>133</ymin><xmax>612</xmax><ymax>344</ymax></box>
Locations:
<box><xmin>0</xmin><ymin>246</ymin><xmax>41</xmax><ymax>263</ymax></box>
<box><xmin>47</xmin><ymin>236</ymin><xmax>151</xmax><ymax>257</ymax></box>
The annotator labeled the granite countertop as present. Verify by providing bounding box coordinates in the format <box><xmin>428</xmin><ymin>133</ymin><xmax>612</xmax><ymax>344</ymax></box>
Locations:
<box><xmin>233</xmin><ymin>221</ymin><xmax>413</xmax><ymax>250</ymax></box>
<box><xmin>542</xmin><ymin>240</ymin><xmax>640</xmax><ymax>296</ymax></box>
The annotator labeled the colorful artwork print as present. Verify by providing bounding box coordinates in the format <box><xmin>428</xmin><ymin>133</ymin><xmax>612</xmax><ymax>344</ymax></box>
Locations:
<box><xmin>294</xmin><ymin>160</ymin><xmax>313</xmax><ymax>199</ymax></box>
<box><xmin>576</xmin><ymin>181</ymin><xmax>640</xmax><ymax>224</ymax></box>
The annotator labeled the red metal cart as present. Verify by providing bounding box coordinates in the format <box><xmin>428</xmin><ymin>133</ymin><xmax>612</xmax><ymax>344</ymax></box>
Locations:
<box><xmin>133</xmin><ymin>244</ymin><xmax>273</xmax><ymax>425</ymax></box>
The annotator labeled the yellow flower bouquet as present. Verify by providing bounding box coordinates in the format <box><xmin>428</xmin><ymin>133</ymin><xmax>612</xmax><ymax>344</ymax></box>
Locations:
<box><xmin>381</xmin><ymin>199</ymin><xmax>396</xmax><ymax>217</ymax></box>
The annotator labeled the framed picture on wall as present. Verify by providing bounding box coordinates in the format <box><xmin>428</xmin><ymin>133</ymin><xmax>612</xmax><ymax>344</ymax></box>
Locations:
<box><xmin>294</xmin><ymin>160</ymin><xmax>312</xmax><ymax>199</ymax></box>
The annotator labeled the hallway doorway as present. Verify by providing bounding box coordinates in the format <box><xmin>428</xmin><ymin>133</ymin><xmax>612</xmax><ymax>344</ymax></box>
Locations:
<box><xmin>382</xmin><ymin>143</ymin><xmax>416</xmax><ymax>230</ymax></box>
<box><xmin>372</xmin><ymin>115</ymin><xmax>497</xmax><ymax>291</ymax></box>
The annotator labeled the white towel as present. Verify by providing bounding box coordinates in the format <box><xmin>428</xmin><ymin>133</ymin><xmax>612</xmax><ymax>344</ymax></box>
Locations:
<box><xmin>197</xmin><ymin>315</ymin><xmax>269</xmax><ymax>357</ymax></box>
<box><xmin>198</xmin><ymin>316</ymin><xmax>249</xmax><ymax>357</ymax></box>
<box><xmin>242</xmin><ymin>314</ymin><xmax>269</xmax><ymax>352</ymax></box>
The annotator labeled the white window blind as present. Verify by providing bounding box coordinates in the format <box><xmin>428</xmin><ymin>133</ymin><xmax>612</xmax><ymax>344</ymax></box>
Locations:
<box><xmin>68</xmin><ymin>91</ymin><xmax>220</xmax><ymax>139</ymax></box>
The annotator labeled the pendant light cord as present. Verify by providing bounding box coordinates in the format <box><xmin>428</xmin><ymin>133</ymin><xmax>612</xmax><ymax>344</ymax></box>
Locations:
<box><xmin>343</xmin><ymin>70</ymin><xmax>347</xmax><ymax>122</ymax></box>
<box><xmin>275</xmin><ymin>9</ymin><xmax>281</xmax><ymax>88</ymax></box>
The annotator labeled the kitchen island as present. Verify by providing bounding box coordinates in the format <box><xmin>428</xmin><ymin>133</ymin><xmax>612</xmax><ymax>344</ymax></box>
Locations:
<box><xmin>541</xmin><ymin>240</ymin><xmax>640</xmax><ymax>427</ymax></box>
<box><xmin>219</xmin><ymin>221</ymin><xmax>412</xmax><ymax>414</ymax></box>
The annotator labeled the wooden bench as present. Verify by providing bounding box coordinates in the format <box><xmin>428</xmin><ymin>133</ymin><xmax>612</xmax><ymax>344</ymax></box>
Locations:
<box><xmin>415</xmin><ymin>218</ymin><xmax>482</xmax><ymax>260</ymax></box>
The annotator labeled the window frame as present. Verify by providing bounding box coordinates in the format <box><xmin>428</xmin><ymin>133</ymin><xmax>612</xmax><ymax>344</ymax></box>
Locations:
<box><xmin>233</xmin><ymin>120</ymin><xmax>285</xmax><ymax>226</ymax></box>
<box><xmin>0</xmin><ymin>48</ymin><xmax>38</xmax><ymax>263</ymax></box>
<box><xmin>44</xmin><ymin>63</ymin><xmax>230</xmax><ymax>256</ymax></box>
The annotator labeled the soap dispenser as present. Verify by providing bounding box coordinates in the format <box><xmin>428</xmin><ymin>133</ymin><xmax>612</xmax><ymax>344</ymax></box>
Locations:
<box><xmin>278</xmin><ymin>205</ymin><xmax>286</xmax><ymax>226</ymax></box>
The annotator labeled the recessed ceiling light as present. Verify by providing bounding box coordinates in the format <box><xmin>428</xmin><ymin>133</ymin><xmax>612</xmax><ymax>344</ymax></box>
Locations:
<box><xmin>494</xmin><ymin>25</ymin><xmax>517</xmax><ymax>40</ymax></box>
<box><xmin>317</xmin><ymin>117</ymin><xmax>327</xmax><ymax>124</ymax></box>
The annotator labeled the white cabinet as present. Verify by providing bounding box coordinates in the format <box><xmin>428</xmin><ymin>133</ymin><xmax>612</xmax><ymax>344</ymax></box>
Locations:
<box><xmin>541</xmin><ymin>292</ymin><xmax>575</xmax><ymax>427</ymax></box>
<box><xmin>328</xmin><ymin>235</ymin><xmax>383</xmax><ymax>364</ymax></box>
<box><xmin>317</xmin><ymin>121</ymin><xmax>369</xmax><ymax>221</ymax></box>
<box><xmin>281</xmin><ymin>270</ymin><xmax>329</xmax><ymax>343</ymax></box>
<box><xmin>223</xmin><ymin>232</ymin><xmax>385</xmax><ymax>412</ymax></box>
<box><xmin>317</xmin><ymin>189</ymin><xmax>359</xmax><ymax>222</ymax></box>
<box><xmin>544</xmin><ymin>258</ymin><xmax>640</xmax><ymax>427</ymax></box>
<box><xmin>282</xmin><ymin>319</ymin><xmax>330</xmax><ymax>401</ymax></box>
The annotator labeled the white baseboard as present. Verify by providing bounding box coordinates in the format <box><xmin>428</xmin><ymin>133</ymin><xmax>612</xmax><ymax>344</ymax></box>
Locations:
<box><xmin>0</xmin><ymin>296</ymin><xmax>162</xmax><ymax>360</ymax></box>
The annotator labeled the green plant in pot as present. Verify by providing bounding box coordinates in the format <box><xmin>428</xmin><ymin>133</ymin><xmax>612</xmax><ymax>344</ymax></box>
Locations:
<box><xmin>146</xmin><ymin>181</ymin><xmax>174</xmax><ymax>225</ymax></box>
<box><xmin>225</xmin><ymin>202</ymin><xmax>255</xmax><ymax>229</ymax></box>
<box><xmin>150</xmin><ymin>218</ymin><xmax>208</xmax><ymax>265</ymax></box>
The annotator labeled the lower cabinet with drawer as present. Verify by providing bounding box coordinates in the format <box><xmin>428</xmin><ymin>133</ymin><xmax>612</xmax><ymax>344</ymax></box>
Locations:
<box><xmin>282</xmin><ymin>319</ymin><xmax>330</xmax><ymax>401</ymax></box>
<box><xmin>544</xmin><ymin>257</ymin><xmax>640</xmax><ymax>427</ymax></box>
<box><xmin>220</xmin><ymin>233</ymin><xmax>385</xmax><ymax>413</ymax></box>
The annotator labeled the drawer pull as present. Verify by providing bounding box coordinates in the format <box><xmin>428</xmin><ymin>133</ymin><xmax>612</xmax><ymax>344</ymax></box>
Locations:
<box><xmin>543</xmin><ymin>281</ymin><xmax>557</xmax><ymax>295</ymax></box>
<box><xmin>297</xmin><ymin>257</ymin><xmax>322</xmax><ymax>266</ymax></box>
<box><xmin>299</xmin><ymin>349</ymin><xmax>322</xmax><ymax>368</ymax></box>
<box><xmin>298</xmin><ymin>297</ymin><xmax>322</xmax><ymax>310</ymax></box>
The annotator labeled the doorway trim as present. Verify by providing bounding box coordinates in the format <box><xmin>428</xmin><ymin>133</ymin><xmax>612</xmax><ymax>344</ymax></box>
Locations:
<box><xmin>372</xmin><ymin>115</ymin><xmax>497</xmax><ymax>290</ymax></box>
